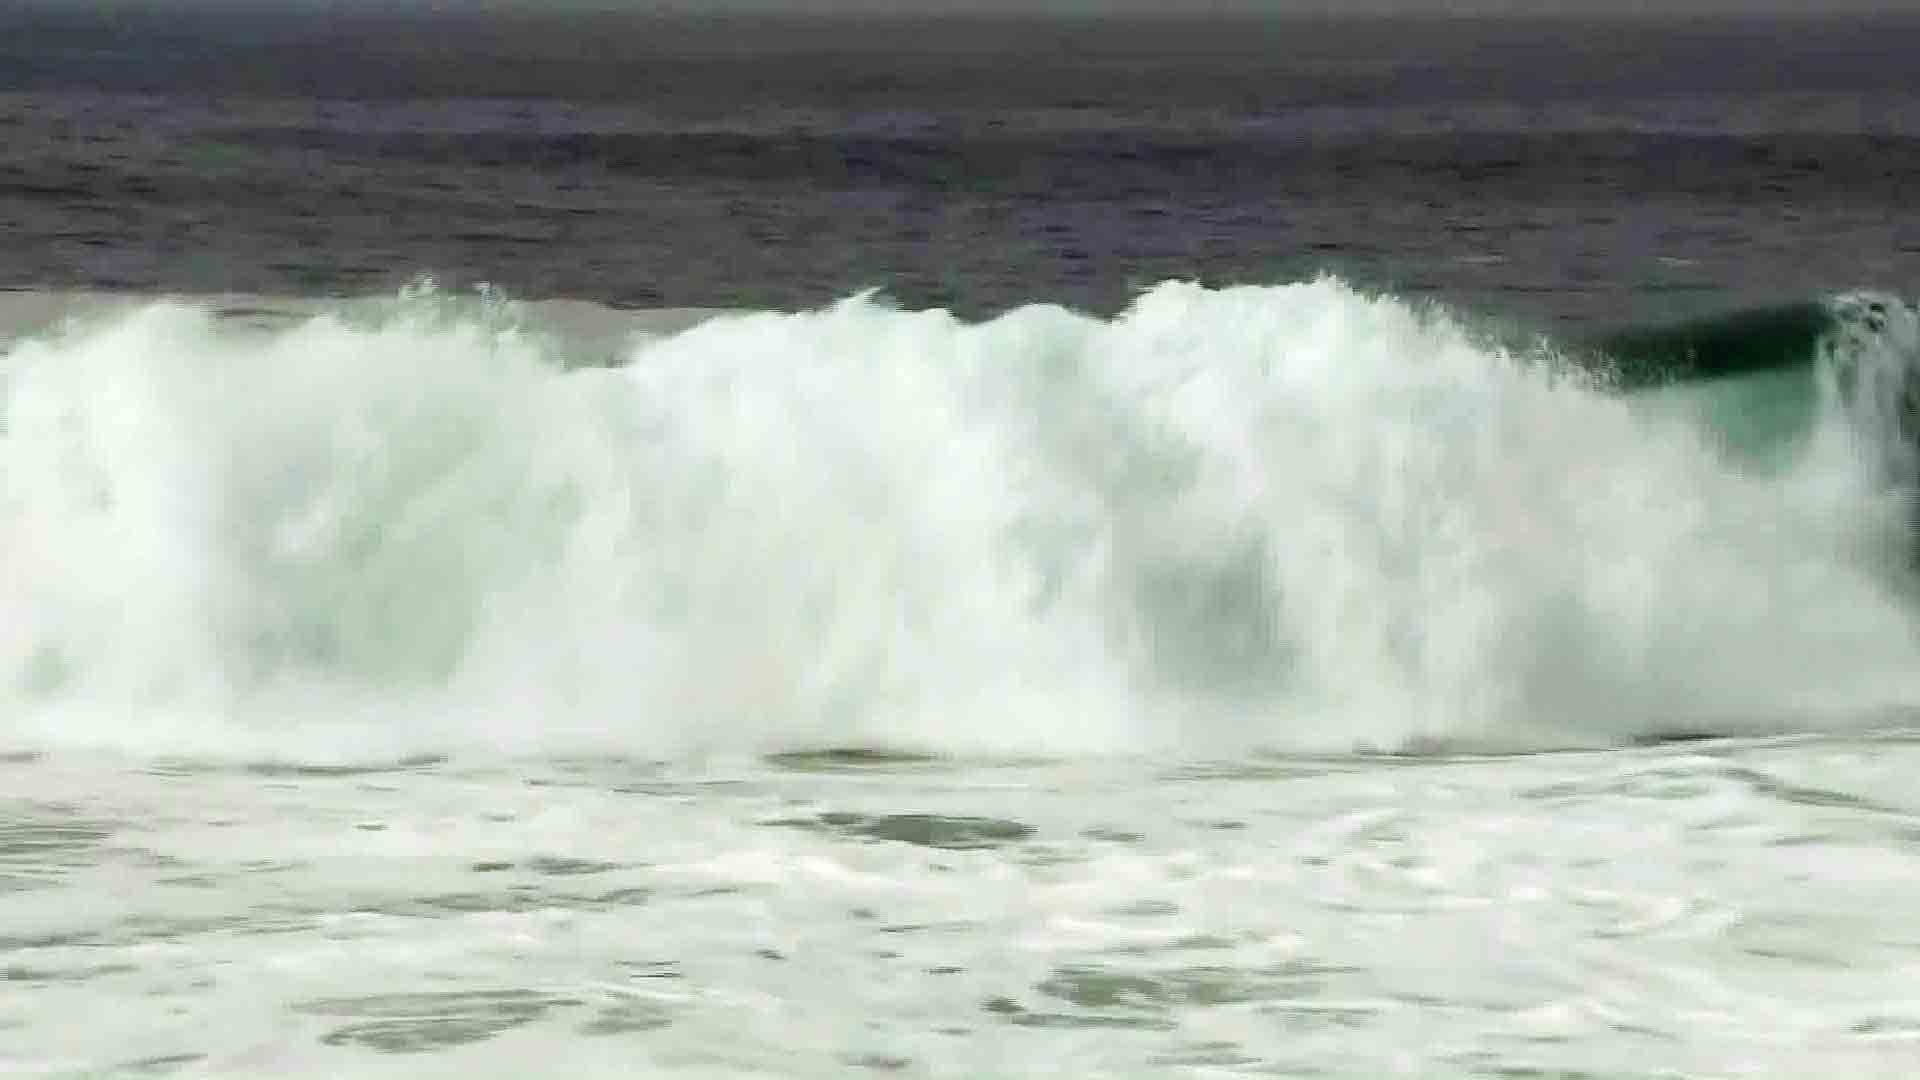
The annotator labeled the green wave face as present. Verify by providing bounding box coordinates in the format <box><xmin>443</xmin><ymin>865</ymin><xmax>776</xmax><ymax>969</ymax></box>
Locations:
<box><xmin>1578</xmin><ymin>293</ymin><xmax>1920</xmax><ymax>480</ymax></box>
<box><xmin>1625</xmin><ymin>363</ymin><xmax>1822</xmax><ymax>472</ymax></box>
<box><xmin>1585</xmin><ymin>302</ymin><xmax>1841</xmax><ymax>388</ymax></box>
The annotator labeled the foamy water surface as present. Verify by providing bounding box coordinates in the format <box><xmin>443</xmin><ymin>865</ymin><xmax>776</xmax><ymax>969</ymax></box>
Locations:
<box><xmin>6</xmin><ymin>738</ymin><xmax>1920</xmax><ymax>1078</ymax></box>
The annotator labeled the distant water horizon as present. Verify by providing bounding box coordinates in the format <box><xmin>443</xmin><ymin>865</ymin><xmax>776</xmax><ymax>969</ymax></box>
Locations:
<box><xmin>3</xmin><ymin>8</ymin><xmax>1918</xmax><ymax>326</ymax></box>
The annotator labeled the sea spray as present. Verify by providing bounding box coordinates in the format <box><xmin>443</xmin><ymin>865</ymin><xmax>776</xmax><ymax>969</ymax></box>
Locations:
<box><xmin>3</xmin><ymin>279</ymin><xmax>1918</xmax><ymax>761</ymax></box>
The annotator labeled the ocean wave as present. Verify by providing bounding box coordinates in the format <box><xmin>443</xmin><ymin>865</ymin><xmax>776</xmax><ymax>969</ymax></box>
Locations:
<box><xmin>3</xmin><ymin>278</ymin><xmax>1918</xmax><ymax>762</ymax></box>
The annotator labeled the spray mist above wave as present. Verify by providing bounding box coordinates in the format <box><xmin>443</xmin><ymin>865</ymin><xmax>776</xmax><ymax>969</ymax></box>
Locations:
<box><xmin>2</xmin><ymin>278</ymin><xmax>1919</xmax><ymax>763</ymax></box>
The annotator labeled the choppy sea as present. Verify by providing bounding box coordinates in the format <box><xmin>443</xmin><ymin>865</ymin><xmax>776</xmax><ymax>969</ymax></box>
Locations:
<box><xmin>5</xmin><ymin>9</ymin><xmax>1920</xmax><ymax>1077</ymax></box>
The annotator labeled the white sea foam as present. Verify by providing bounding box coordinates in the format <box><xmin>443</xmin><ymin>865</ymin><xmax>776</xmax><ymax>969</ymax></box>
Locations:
<box><xmin>2</xmin><ymin>279</ymin><xmax>1917</xmax><ymax>762</ymax></box>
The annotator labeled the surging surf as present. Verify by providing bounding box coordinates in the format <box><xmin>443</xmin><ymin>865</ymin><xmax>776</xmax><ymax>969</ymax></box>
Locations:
<box><xmin>2</xmin><ymin>277</ymin><xmax>1918</xmax><ymax>762</ymax></box>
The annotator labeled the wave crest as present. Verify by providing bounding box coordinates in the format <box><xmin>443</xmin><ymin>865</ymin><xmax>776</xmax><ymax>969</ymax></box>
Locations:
<box><xmin>3</xmin><ymin>279</ymin><xmax>1918</xmax><ymax>761</ymax></box>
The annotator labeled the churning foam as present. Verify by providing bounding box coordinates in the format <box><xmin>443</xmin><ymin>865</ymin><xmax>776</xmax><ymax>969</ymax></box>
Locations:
<box><xmin>2</xmin><ymin>279</ymin><xmax>1918</xmax><ymax>761</ymax></box>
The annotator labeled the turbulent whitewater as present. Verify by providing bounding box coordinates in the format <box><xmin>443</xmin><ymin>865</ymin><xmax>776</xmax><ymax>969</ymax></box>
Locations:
<box><xmin>8</xmin><ymin>280</ymin><xmax>1920</xmax><ymax>1079</ymax></box>
<box><xmin>4</xmin><ymin>278</ymin><xmax>1920</xmax><ymax>761</ymax></box>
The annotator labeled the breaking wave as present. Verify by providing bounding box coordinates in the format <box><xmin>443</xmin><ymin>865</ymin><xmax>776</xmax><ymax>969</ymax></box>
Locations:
<box><xmin>3</xmin><ymin>278</ymin><xmax>1919</xmax><ymax>761</ymax></box>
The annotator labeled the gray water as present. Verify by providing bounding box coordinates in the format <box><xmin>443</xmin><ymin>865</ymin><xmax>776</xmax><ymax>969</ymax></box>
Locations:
<box><xmin>5</xmin><ymin>10</ymin><xmax>1920</xmax><ymax>325</ymax></box>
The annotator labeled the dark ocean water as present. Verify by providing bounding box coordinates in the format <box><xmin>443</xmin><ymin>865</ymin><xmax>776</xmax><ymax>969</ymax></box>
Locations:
<box><xmin>5</xmin><ymin>8</ymin><xmax>1920</xmax><ymax>328</ymax></box>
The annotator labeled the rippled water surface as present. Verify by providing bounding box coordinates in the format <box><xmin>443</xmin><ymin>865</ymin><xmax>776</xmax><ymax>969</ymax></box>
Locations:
<box><xmin>6</xmin><ymin>10</ymin><xmax>1920</xmax><ymax>327</ymax></box>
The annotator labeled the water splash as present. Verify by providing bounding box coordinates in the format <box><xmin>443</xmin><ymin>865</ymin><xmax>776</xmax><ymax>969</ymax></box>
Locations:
<box><xmin>3</xmin><ymin>279</ymin><xmax>1918</xmax><ymax>762</ymax></box>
